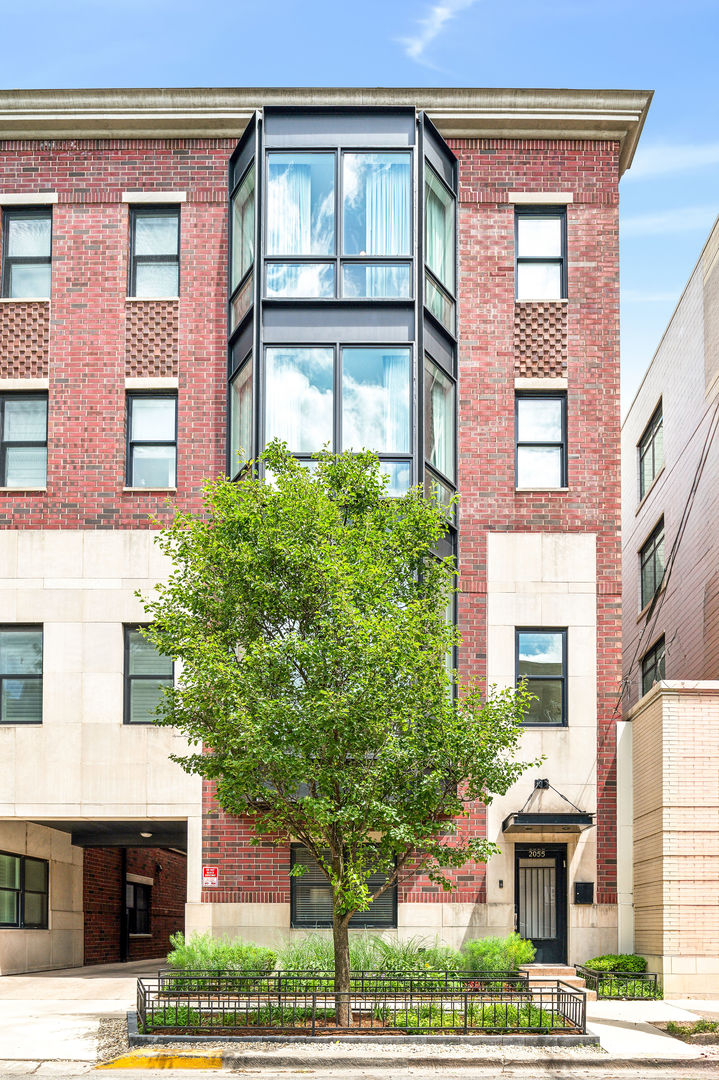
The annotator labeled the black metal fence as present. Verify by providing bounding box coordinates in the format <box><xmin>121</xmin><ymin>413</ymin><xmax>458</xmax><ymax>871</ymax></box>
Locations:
<box><xmin>138</xmin><ymin>971</ymin><xmax>586</xmax><ymax>1036</ymax></box>
<box><xmin>155</xmin><ymin>968</ymin><xmax>529</xmax><ymax>994</ymax></box>
<box><xmin>575</xmin><ymin>965</ymin><xmax>660</xmax><ymax>1000</ymax></box>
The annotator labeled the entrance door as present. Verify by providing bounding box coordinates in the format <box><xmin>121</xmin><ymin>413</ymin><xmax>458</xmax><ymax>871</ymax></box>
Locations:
<box><xmin>515</xmin><ymin>844</ymin><xmax>567</xmax><ymax>964</ymax></box>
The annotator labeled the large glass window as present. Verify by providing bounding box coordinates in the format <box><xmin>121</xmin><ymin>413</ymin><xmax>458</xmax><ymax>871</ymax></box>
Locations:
<box><xmin>232</xmin><ymin>165</ymin><xmax>255</xmax><ymax>293</ymax></box>
<box><xmin>129</xmin><ymin>207</ymin><xmax>180</xmax><ymax>298</ymax></box>
<box><xmin>424</xmin><ymin>165</ymin><xmax>455</xmax><ymax>332</ymax></box>
<box><xmin>424</xmin><ymin>357</ymin><xmax>455</xmax><ymax>482</ymax></box>
<box><xmin>266</xmin><ymin>262</ymin><xmax>335</xmax><ymax>298</ymax></box>
<box><xmin>290</xmin><ymin>845</ymin><xmax>396</xmax><ymax>928</ymax></box>
<box><xmin>343</xmin><ymin>153</ymin><xmax>411</xmax><ymax>257</ymax></box>
<box><xmin>0</xmin><ymin>394</ymin><xmax>47</xmax><ymax>488</ymax></box>
<box><xmin>342</xmin><ymin>262</ymin><xmax>411</xmax><ymax>299</ymax></box>
<box><xmin>640</xmin><ymin>519</ymin><xmax>665</xmax><ymax>610</ymax></box>
<box><xmin>516</xmin><ymin>629</ymin><xmax>566</xmax><ymax>726</ymax></box>
<box><xmin>265</xmin><ymin>347</ymin><xmax>334</xmax><ymax>454</ymax></box>
<box><xmin>126</xmin><ymin>394</ymin><xmax>177</xmax><ymax>489</ymax></box>
<box><xmin>515</xmin><ymin>394</ymin><xmax>566</xmax><ymax>489</ymax></box>
<box><xmin>639</xmin><ymin>401</ymin><xmax>664</xmax><ymax>500</ymax></box>
<box><xmin>229</xmin><ymin>357</ymin><xmax>252</xmax><ymax>479</ymax></box>
<box><xmin>0</xmin><ymin>627</ymin><xmax>43</xmax><ymax>725</ymax></box>
<box><xmin>341</xmin><ymin>347</ymin><xmax>411</xmax><ymax>454</ymax></box>
<box><xmin>267</xmin><ymin>153</ymin><xmax>335</xmax><ymax>256</ymax></box>
<box><xmin>0</xmin><ymin>852</ymin><xmax>48</xmax><ymax>928</ymax></box>
<box><xmin>2</xmin><ymin>209</ymin><xmax>52</xmax><ymax>299</ymax></box>
<box><xmin>515</xmin><ymin>208</ymin><xmax>566</xmax><ymax>300</ymax></box>
<box><xmin>641</xmin><ymin>636</ymin><xmax>666</xmax><ymax>697</ymax></box>
<box><xmin>124</xmin><ymin>626</ymin><xmax>173</xmax><ymax>724</ymax></box>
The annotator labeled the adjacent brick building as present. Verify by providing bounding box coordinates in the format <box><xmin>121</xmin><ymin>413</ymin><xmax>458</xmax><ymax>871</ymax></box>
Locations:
<box><xmin>0</xmin><ymin>87</ymin><xmax>651</xmax><ymax>973</ymax></box>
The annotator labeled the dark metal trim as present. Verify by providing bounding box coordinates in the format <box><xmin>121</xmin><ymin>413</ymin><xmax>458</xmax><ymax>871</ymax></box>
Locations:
<box><xmin>125</xmin><ymin>391</ymin><xmax>178</xmax><ymax>489</ymax></box>
<box><xmin>289</xmin><ymin>843</ymin><xmax>397</xmax><ymax>929</ymax></box>
<box><xmin>0</xmin><ymin>392</ymin><xmax>48</xmax><ymax>489</ymax></box>
<box><xmin>123</xmin><ymin>624</ymin><xmax>174</xmax><ymax>726</ymax></box>
<box><xmin>503</xmin><ymin>813</ymin><xmax>594</xmax><ymax>831</ymax></box>
<box><xmin>514</xmin><ymin>390</ymin><xmax>568</xmax><ymax>489</ymax></box>
<box><xmin>1</xmin><ymin>206</ymin><xmax>52</xmax><ymax>298</ymax></box>
<box><xmin>514</xmin><ymin>205</ymin><xmax>567</xmax><ymax>301</ymax></box>
<box><xmin>514</xmin><ymin>843</ymin><xmax>567</xmax><ymax>964</ymax></box>
<box><xmin>0</xmin><ymin>848</ymin><xmax>49</xmax><ymax>929</ymax></box>
<box><xmin>515</xmin><ymin>627</ymin><xmax>568</xmax><ymax>727</ymax></box>
<box><xmin>0</xmin><ymin>623</ymin><xmax>43</xmax><ymax>726</ymax></box>
<box><xmin>128</xmin><ymin>205</ymin><xmax>180</xmax><ymax>298</ymax></box>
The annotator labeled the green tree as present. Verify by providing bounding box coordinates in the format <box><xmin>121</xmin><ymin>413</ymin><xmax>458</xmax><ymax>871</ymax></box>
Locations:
<box><xmin>141</xmin><ymin>443</ymin><xmax>534</xmax><ymax>1021</ymax></box>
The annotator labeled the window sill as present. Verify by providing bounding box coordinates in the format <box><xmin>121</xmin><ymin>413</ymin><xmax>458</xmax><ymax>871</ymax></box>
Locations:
<box><xmin>0</xmin><ymin>487</ymin><xmax>47</xmax><ymax>492</ymax></box>
<box><xmin>123</xmin><ymin>487</ymin><xmax>177</xmax><ymax>493</ymax></box>
<box><xmin>129</xmin><ymin>933</ymin><xmax>153</xmax><ymax>938</ymax></box>
<box><xmin>0</xmin><ymin>721</ymin><xmax>42</xmax><ymax>726</ymax></box>
<box><xmin>126</xmin><ymin>295</ymin><xmax>179</xmax><ymax>302</ymax></box>
<box><xmin>636</xmin><ymin>586</ymin><xmax>666</xmax><ymax>624</ymax></box>
<box><xmin>520</xmin><ymin>724</ymin><xmax>568</xmax><ymax>729</ymax></box>
<box><xmin>515</xmin><ymin>487</ymin><xmax>568</xmax><ymax>492</ymax></box>
<box><xmin>515</xmin><ymin>297</ymin><xmax>568</xmax><ymax>304</ymax></box>
<box><xmin>635</xmin><ymin>465</ymin><xmax>665</xmax><ymax>515</ymax></box>
<box><xmin>0</xmin><ymin>296</ymin><xmax>50</xmax><ymax>303</ymax></box>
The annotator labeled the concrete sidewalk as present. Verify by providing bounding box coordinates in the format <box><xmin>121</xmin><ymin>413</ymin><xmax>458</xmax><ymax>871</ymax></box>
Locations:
<box><xmin>587</xmin><ymin>997</ymin><xmax>719</xmax><ymax>1060</ymax></box>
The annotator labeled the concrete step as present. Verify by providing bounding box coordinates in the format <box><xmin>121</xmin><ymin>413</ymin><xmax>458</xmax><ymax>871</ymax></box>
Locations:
<box><xmin>520</xmin><ymin>965</ymin><xmax>597</xmax><ymax>1002</ymax></box>
<box><xmin>521</xmin><ymin>965</ymin><xmax>578</xmax><ymax>978</ymax></box>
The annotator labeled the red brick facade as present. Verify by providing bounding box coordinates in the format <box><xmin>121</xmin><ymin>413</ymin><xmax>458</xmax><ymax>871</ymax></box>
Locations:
<box><xmin>83</xmin><ymin>847</ymin><xmax>186</xmax><ymax>965</ymax></box>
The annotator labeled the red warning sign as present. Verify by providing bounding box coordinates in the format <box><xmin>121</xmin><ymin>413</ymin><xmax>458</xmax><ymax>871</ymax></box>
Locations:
<box><xmin>202</xmin><ymin>865</ymin><xmax>219</xmax><ymax>888</ymax></box>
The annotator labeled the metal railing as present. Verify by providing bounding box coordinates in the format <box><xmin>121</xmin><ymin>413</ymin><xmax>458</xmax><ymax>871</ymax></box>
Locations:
<box><xmin>575</xmin><ymin>965</ymin><xmax>660</xmax><ymax>999</ymax></box>
<box><xmin>137</xmin><ymin>973</ymin><xmax>586</xmax><ymax>1035</ymax></box>
<box><xmin>155</xmin><ymin>968</ymin><xmax>529</xmax><ymax>994</ymax></box>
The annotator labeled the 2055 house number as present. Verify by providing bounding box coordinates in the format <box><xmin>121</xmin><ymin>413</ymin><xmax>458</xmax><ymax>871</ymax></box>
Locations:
<box><xmin>527</xmin><ymin>848</ymin><xmax>546</xmax><ymax>858</ymax></box>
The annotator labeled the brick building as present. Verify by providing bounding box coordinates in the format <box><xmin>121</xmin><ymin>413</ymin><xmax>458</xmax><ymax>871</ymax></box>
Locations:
<box><xmin>0</xmin><ymin>87</ymin><xmax>650</xmax><ymax>973</ymax></box>
<box><xmin>621</xmin><ymin>214</ymin><xmax>719</xmax><ymax>997</ymax></box>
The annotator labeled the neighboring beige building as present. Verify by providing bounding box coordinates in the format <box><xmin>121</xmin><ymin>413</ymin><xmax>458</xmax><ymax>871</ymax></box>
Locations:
<box><xmin>621</xmin><ymin>216</ymin><xmax>719</xmax><ymax>997</ymax></box>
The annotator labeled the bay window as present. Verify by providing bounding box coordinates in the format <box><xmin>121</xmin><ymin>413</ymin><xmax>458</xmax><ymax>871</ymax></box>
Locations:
<box><xmin>229</xmin><ymin>356</ymin><xmax>252</xmax><ymax>480</ymax></box>
<box><xmin>231</xmin><ymin>164</ymin><xmax>255</xmax><ymax>330</ymax></box>
<box><xmin>424</xmin><ymin>165</ymin><xmax>455</xmax><ymax>332</ymax></box>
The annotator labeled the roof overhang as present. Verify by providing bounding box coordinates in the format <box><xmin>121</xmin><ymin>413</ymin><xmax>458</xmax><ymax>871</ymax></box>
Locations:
<box><xmin>30</xmin><ymin>818</ymin><xmax>188</xmax><ymax>849</ymax></box>
<box><xmin>0</xmin><ymin>87</ymin><xmax>652</xmax><ymax>176</ymax></box>
<box><xmin>502</xmin><ymin>812</ymin><xmax>595</xmax><ymax>834</ymax></box>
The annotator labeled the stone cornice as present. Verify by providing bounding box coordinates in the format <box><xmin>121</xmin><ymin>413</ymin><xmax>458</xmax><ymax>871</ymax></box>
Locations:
<box><xmin>0</xmin><ymin>87</ymin><xmax>652</xmax><ymax>175</ymax></box>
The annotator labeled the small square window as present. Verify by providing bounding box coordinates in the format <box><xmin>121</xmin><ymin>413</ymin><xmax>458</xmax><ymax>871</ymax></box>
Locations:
<box><xmin>124</xmin><ymin>626</ymin><xmax>173</xmax><ymax>725</ymax></box>
<box><xmin>126</xmin><ymin>394</ymin><xmax>177</xmax><ymax>488</ymax></box>
<box><xmin>0</xmin><ymin>394</ymin><xmax>48</xmax><ymax>489</ymax></box>
<box><xmin>640</xmin><ymin>519</ymin><xmax>665</xmax><ymax>610</ymax></box>
<box><xmin>2</xmin><ymin>209</ymin><xmax>52</xmax><ymax>299</ymax></box>
<box><xmin>515</xmin><ymin>208</ymin><xmax>567</xmax><ymax>300</ymax></box>
<box><xmin>129</xmin><ymin>207</ymin><xmax>179</xmax><ymax>297</ymax></box>
<box><xmin>0</xmin><ymin>626</ymin><xmax>43</xmax><ymax>725</ymax></box>
<box><xmin>641</xmin><ymin>636</ymin><xmax>666</xmax><ymax>697</ymax></box>
<box><xmin>516</xmin><ymin>628</ymin><xmax>567</xmax><ymax>726</ymax></box>
<box><xmin>638</xmin><ymin>401</ymin><xmax>663</xmax><ymax>500</ymax></box>
<box><xmin>515</xmin><ymin>393</ymin><xmax>566</xmax><ymax>489</ymax></box>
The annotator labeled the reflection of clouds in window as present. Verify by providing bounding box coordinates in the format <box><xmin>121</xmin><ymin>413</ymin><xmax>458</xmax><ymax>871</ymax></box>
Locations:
<box><xmin>517</xmin><ymin>399</ymin><xmax>562</xmax><ymax>442</ymax></box>
<box><xmin>342</xmin><ymin>348</ymin><xmax>410</xmax><ymax>454</ymax></box>
<box><xmin>518</xmin><ymin>632</ymin><xmax>563</xmax><ymax>675</ymax></box>
<box><xmin>379</xmin><ymin>460</ymin><xmax>411</xmax><ymax>496</ymax></box>
<box><xmin>266</xmin><ymin>263</ymin><xmax>334</xmax><ymax>297</ymax></box>
<box><xmin>267</xmin><ymin>154</ymin><xmax>335</xmax><ymax>256</ymax></box>
<box><xmin>343</xmin><ymin>153</ymin><xmax>411</xmax><ymax>257</ymax></box>
<box><xmin>265</xmin><ymin>348</ymin><xmax>334</xmax><ymax>453</ymax></box>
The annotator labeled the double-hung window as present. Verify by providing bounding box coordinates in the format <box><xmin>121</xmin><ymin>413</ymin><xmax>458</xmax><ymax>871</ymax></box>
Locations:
<box><xmin>515</xmin><ymin>207</ymin><xmax>567</xmax><ymax>300</ymax></box>
<box><xmin>0</xmin><ymin>626</ymin><xmax>43</xmax><ymax>724</ymax></box>
<box><xmin>516</xmin><ymin>628</ymin><xmax>567</xmax><ymax>726</ymax></box>
<box><xmin>640</xmin><ymin>519</ymin><xmax>665</xmax><ymax>610</ymax></box>
<box><xmin>2</xmin><ymin>208</ymin><xmax>52</xmax><ymax>298</ymax></box>
<box><xmin>638</xmin><ymin>401</ymin><xmax>663</xmax><ymax>500</ymax></box>
<box><xmin>0</xmin><ymin>851</ymin><xmax>48</xmax><ymax>928</ymax></box>
<box><xmin>290</xmin><ymin>845</ymin><xmax>396</xmax><ymax>928</ymax></box>
<box><xmin>515</xmin><ymin>393</ymin><xmax>566</xmax><ymax>488</ymax></box>
<box><xmin>124</xmin><ymin>626</ymin><xmax>173</xmax><ymax>725</ymax></box>
<box><xmin>0</xmin><ymin>394</ymin><xmax>47</xmax><ymax>488</ymax></box>
<box><xmin>126</xmin><ymin>881</ymin><xmax>151</xmax><ymax>934</ymax></box>
<box><xmin>126</xmin><ymin>394</ymin><xmax>177</xmax><ymax>489</ymax></box>
<box><xmin>641</xmin><ymin>636</ymin><xmax>666</xmax><ymax>697</ymax></box>
<box><xmin>129</xmin><ymin>207</ymin><xmax>180</xmax><ymax>297</ymax></box>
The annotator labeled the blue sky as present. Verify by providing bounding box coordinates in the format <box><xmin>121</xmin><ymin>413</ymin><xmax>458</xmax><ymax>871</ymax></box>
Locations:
<box><xmin>3</xmin><ymin>0</ymin><xmax>717</xmax><ymax>410</ymax></box>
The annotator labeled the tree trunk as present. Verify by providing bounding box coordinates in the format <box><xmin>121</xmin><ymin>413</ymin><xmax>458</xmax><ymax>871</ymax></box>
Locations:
<box><xmin>332</xmin><ymin>910</ymin><xmax>352</xmax><ymax>1027</ymax></box>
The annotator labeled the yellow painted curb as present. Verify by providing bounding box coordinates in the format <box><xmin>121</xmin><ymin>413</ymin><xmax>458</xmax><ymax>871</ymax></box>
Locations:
<box><xmin>96</xmin><ymin>1052</ymin><xmax>223</xmax><ymax>1069</ymax></box>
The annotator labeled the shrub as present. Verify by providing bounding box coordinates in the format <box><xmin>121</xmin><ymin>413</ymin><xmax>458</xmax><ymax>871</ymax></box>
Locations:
<box><xmin>166</xmin><ymin>931</ymin><xmax>276</xmax><ymax>977</ymax></box>
<box><xmin>460</xmin><ymin>933</ymin><xmax>536</xmax><ymax>974</ymax></box>
<box><xmin>370</xmin><ymin>936</ymin><xmax>462</xmax><ymax>973</ymax></box>
<box><xmin>275</xmin><ymin>934</ymin><xmax>335</xmax><ymax>972</ymax></box>
<box><xmin>582</xmin><ymin>953</ymin><xmax>647</xmax><ymax>973</ymax></box>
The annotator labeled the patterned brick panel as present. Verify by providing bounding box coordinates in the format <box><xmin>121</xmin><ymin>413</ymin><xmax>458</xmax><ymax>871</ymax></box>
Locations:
<box><xmin>514</xmin><ymin>302</ymin><xmax>568</xmax><ymax>377</ymax></box>
<box><xmin>125</xmin><ymin>299</ymin><xmax>179</xmax><ymax>377</ymax></box>
<box><xmin>0</xmin><ymin>301</ymin><xmax>49</xmax><ymax>377</ymax></box>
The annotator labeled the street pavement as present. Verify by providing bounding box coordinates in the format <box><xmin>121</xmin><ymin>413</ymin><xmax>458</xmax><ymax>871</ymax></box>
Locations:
<box><xmin>0</xmin><ymin>960</ymin><xmax>718</xmax><ymax>1077</ymax></box>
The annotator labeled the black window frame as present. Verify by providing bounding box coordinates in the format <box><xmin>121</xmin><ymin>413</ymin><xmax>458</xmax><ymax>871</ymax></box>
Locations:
<box><xmin>1</xmin><ymin>207</ymin><xmax>52</xmax><ymax>299</ymax></box>
<box><xmin>515</xmin><ymin>206</ymin><xmax>567</xmax><ymax>301</ymax></box>
<box><xmin>0</xmin><ymin>850</ymin><xmax>49</xmax><ymax>929</ymax></box>
<box><xmin>123</xmin><ymin>624</ymin><xmax>174</xmax><ymax>726</ymax></box>
<box><xmin>515</xmin><ymin>627</ymin><xmax>568</xmax><ymax>728</ymax></box>
<box><xmin>515</xmin><ymin>391</ymin><xmax>567</xmax><ymax>489</ymax></box>
<box><xmin>423</xmin><ymin>160</ymin><xmax>457</xmax><ymax>335</ymax></box>
<box><xmin>125</xmin><ymin>391</ymin><xmax>178</xmax><ymax>489</ymax></box>
<box><xmin>290</xmin><ymin>844</ymin><xmax>397</xmax><ymax>929</ymax></box>
<box><xmin>0</xmin><ymin>392</ymin><xmax>48</xmax><ymax>489</ymax></box>
<box><xmin>639</xmin><ymin>517</ymin><xmax>665</xmax><ymax>611</ymax></box>
<box><xmin>641</xmin><ymin>636</ymin><xmax>666</xmax><ymax>697</ymax></box>
<box><xmin>0</xmin><ymin>624</ymin><xmax>43</xmax><ymax>726</ymax></box>
<box><xmin>128</xmin><ymin>205</ymin><xmax>180</xmax><ymax>298</ymax></box>
<box><xmin>126</xmin><ymin>881</ymin><xmax>151</xmax><ymax>935</ymax></box>
<box><xmin>638</xmin><ymin>400</ymin><xmax>664</xmax><ymax>501</ymax></box>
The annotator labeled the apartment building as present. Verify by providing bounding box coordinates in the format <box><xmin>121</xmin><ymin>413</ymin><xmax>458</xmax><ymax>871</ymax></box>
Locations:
<box><xmin>0</xmin><ymin>87</ymin><xmax>650</xmax><ymax>974</ymax></box>
<box><xmin>622</xmin><ymin>214</ymin><xmax>719</xmax><ymax>997</ymax></box>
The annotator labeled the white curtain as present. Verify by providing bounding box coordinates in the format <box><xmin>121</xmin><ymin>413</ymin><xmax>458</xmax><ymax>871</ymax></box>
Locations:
<box><xmin>267</xmin><ymin>164</ymin><xmax>311</xmax><ymax>256</ymax></box>
<box><xmin>365</xmin><ymin>161</ymin><xmax>410</xmax><ymax>297</ymax></box>
<box><xmin>383</xmin><ymin>349</ymin><xmax>410</xmax><ymax>453</ymax></box>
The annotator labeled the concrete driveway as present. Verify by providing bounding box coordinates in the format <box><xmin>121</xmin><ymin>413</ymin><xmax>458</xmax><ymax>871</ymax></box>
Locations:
<box><xmin>0</xmin><ymin>958</ymin><xmax>160</xmax><ymax>1069</ymax></box>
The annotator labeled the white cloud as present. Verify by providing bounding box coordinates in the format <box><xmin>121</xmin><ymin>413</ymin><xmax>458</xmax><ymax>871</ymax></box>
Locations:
<box><xmin>626</xmin><ymin>142</ymin><xmax>719</xmax><ymax>181</ymax></box>
<box><xmin>398</xmin><ymin>0</ymin><xmax>478</xmax><ymax>67</ymax></box>
<box><xmin>621</xmin><ymin>205</ymin><xmax>718</xmax><ymax>237</ymax></box>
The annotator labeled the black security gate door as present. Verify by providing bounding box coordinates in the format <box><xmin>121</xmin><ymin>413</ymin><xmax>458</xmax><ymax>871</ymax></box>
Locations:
<box><xmin>515</xmin><ymin>844</ymin><xmax>567</xmax><ymax>964</ymax></box>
